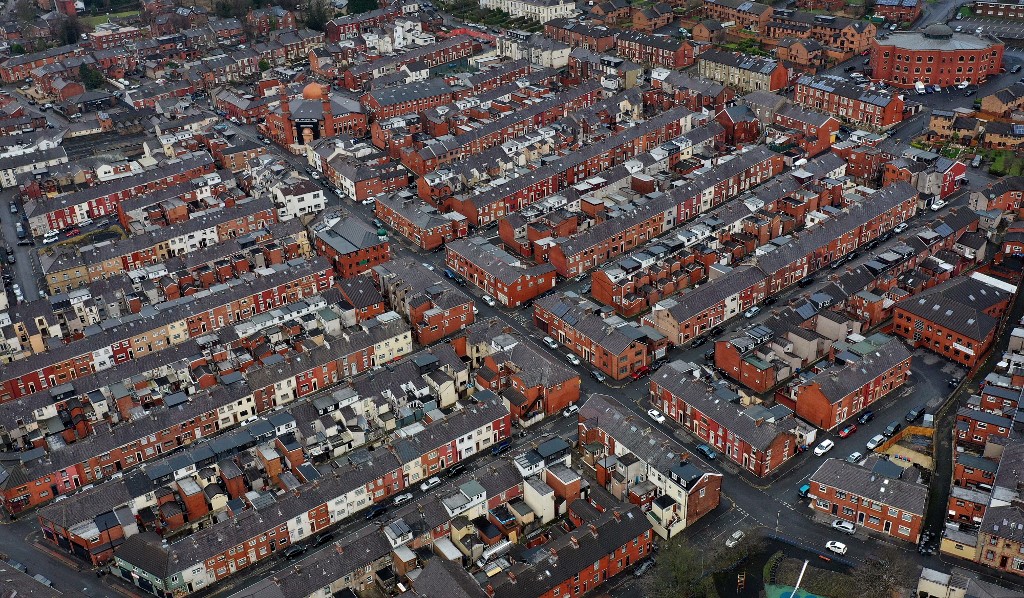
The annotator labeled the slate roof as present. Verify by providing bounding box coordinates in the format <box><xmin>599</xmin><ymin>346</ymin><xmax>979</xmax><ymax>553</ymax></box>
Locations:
<box><xmin>446</xmin><ymin>237</ymin><xmax>555</xmax><ymax>285</ymax></box>
<box><xmin>810</xmin><ymin>458</ymin><xmax>927</xmax><ymax>514</ymax></box>
<box><xmin>535</xmin><ymin>293</ymin><xmax>645</xmax><ymax>355</ymax></box>
<box><xmin>365</xmin><ymin>78</ymin><xmax>453</xmax><ymax>107</ymax></box>
<box><xmin>665</xmin><ymin>265</ymin><xmax>767</xmax><ymax>321</ymax></box>
<box><xmin>805</xmin><ymin>337</ymin><xmax>912</xmax><ymax>404</ymax></box>
<box><xmin>699</xmin><ymin>49</ymin><xmax>781</xmax><ymax>75</ymax></box>
<box><xmin>895</xmin><ymin>276</ymin><xmax>1008</xmax><ymax>341</ymax></box>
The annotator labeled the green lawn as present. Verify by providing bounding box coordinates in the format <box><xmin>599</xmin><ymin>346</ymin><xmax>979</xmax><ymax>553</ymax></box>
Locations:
<box><xmin>82</xmin><ymin>10</ymin><xmax>140</xmax><ymax>27</ymax></box>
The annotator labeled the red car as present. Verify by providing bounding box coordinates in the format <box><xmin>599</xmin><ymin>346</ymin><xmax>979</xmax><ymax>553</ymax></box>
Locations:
<box><xmin>64</xmin><ymin>228</ymin><xmax>81</xmax><ymax>237</ymax></box>
<box><xmin>838</xmin><ymin>424</ymin><xmax>858</xmax><ymax>438</ymax></box>
<box><xmin>631</xmin><ymin>366</ymin><xmax>651</xmax><ymax>380</ymax></box>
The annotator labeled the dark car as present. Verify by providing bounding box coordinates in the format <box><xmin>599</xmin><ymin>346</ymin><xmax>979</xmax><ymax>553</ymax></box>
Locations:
<box><xmin>905</xmin><ymin>408</ymin><xmax>923</xmax><ymax>423</ymax></box>
<box><xmin>797</xmin><ymin>277</ymin><xmax>815</xmax><ymax>287</ymax></box>
<box><xmin>764</xmin><ymin>295</ymin><xmax>776</xmax><ymax>305</ymax></box>
<box><xmin>365</xmin><ymin>505</ymin><xmax>388</xmax><ymax>520</ymax></box>
<box><xmin>704</xmin><ymin>348</ymin><xmax>715</xmax><ymax>362</ymax></box>
<box><xmin>695</xmin><ymin>444</ymin><xmax>717</xmax><ymax>460</ymax></box>
<box><xmin>709</xmin><ymin>326</ymin><xmax>725</xmax><ymax>337</ymax></box>
<box><xmin>858</xmin><ymin>410</ymin><xmax>875</xmax><ymax>424</ymax></box>
<box><xmin>446</xmin><ymin>463</ymin><xmax>466</xmax><ymax>478</ymax></box>
<box><xmin>283</xmin><ymin>545</ymin><xmax>307</xmax><ymax>558</ymax></box>
<box><xmin>691</xmin><ymin>335</ymin><xmax>708</xmax><ymax>347</ymax></box>
<box><xmin>314</xmin><ymin>532</ymin><xmax>335</xmax><ymax>545</ymax></box>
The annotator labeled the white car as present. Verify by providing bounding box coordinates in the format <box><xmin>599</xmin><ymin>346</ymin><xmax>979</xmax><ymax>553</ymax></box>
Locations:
<box><xmin>421</xmin><ymin>262</ymin><xmax>435</xmax><ymax>271</ymax></box>
<box><xmin>419</xmin><ymin>477</ymin><xmax>441</xmax><ymax>492</ymax></box>
<box><xmin>930</xmin><ymin>199</ymin><xmax>947</xmax><ymax>212</ymax></box>
<box><xmin>813</xmin><ymin>439</ymin><xmax>835</xmax><ymax>456</ymax></box>
<box><xmin>866</xmin><ymin>434</ymin><xmax>886</xmax><ymax>450</ymax></box>
<box><xmin>725</xmin><ymin>530</ymin><xmax>745</xmax><ymax>548</ymax></box>
<box><xmin>647</xmin><ymin>409</ymin><xmax>666</xmax><ymax>424</ymax></box>
<box><xmin>957</xmin><ymin>80</ymin><xmax>970</xmax><ymax>89</ymax></box>
<box><xmin>563</xmin><ymin>404</ymin><xmax>580</xmax><ymax>418</ymax></box>
<box><xmin>309</xmin><ymin>171</ymin><xmax>321</xmax><ymax>179</ymax></box>
<box><xmin>482</xmin><ymin>295</ymin><xmax>496</xmax><ymax>307</ymax></box>
<box><xmin>392</xmin><ymin>492</ymin><xmax>414</xmax><ymax>506</ymax></box>
<box><xmin>894</xmin><ymin>222</ymin><xmax>908</xmax><ymax>233</ymax></box>
<box><xmin>566</xmin><ymin>353</ymin><xmax>581</xmax><ymax>366</ymax></box>
<box><xmin>42</xmin><ymin>231</ymin><xmax>59</xmax><ymax>244</ymax></box>
<box><xmin>825</xmin><ymin>540</ymin><xmax>847</xmax><ymax>555</ymax></box>
<box><xmin>78</xmin><ymin>217</ymin><xmax>94</xmax><ymax>227</ymax></box>
<box><xmin>743</xmin><ymin>306</ymin><xmax>761</xmax><ymax>319</ymax></box>
<box><xmin>361</xmin><ymin>198</ymin><xmax>376</xmax><ymax>206</ymax></box>
<box><xmin>831</xmin><ymin>519</ymin><xmax>856</xmax><ymax>535</ymax></box>
<box><xmin>846</xmin><ymin>451</ymin><xmax>863</xmax><ymax>463</ymax></box>
<box><xmin>543</xmin><ymin>336</ymin><xmax>559</xmax><ymax>349</ymax></box>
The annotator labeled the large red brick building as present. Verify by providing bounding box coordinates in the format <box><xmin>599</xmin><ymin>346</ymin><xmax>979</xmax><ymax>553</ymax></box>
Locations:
<box><xmin>445</xmin><ymin>238</ymin><xmax>557</xmax><ymax>308</ymax></box>
<box><xmin>870</xmin><ymin>24</ymin><xmax>1004</xmax><ymax>89</ymax></box>
<box><xmin>892</xmin><ymin>276</ymin><xmax>1010</xmax><ymax>368</ymax></box>
<box><xmin>782</xmin><ymin>336</ymin><xmax>912</xmax><ymax>430</ymax></box>
<box><xmin>649</xmin><ymin>372</ymin><xmax>803</xmax><ymax>477</ymax></box>
<box><xmin>795</xmin><ymin>74</ymin><xmax>906</xmax><ymax>129</ymax></box>
<box><xmin>809</xmin><ymin>457</ymin><xmax>927</xmax><ymax>543</ymax></box>
<box><xmin>312</xmin><ymin>215</ymin><xmax>392</xmax><ymax>278</ymax></box>
<box><xmin>615</xmin><ymin>31</ymin><xmax>696</xmax><ymax>68</ymax></box>
<box><xmin>374</xmin><ymin>193</ymin><xmax>469</xmax><ymax>251</ymax></box>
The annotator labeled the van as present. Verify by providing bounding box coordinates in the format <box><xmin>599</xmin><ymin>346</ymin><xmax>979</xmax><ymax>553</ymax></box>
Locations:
<box><xmin>798</xmin><ymin>484</ymin><xmax>811</xmax><ymax>498</ymax></box>
<box><xmin>882</xmin><ymin>421</ymin><xmax>902</xmax><ymax>437</ymax></box>
<box><xmin>971</xmin><ymin>155</ymin><xmax>983</xmax><ymax>168</ymax></box>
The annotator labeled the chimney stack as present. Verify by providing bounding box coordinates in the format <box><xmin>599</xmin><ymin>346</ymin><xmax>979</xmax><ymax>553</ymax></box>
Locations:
<box><xmin>613</xmin><ymin>510</ymin><xmax>622</xmax><ymax>522</ymax></box>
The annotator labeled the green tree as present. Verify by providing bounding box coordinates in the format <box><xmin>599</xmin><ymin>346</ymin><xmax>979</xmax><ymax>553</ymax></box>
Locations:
<box><xmin>303</xmin><ymin>0</ymin><xmax>332</xmax><ymax>30</ymax></box>
<box><xmin>80</xmin><ymin>64</ymin><xmax>106</xmax><ymax>90</ymax></box>
<box><xmin>347</xmin><ymin>0</ymin><xmax>377</xmax><ymax>14</ymax></box>
<box><xmin>258</xmin><ymin>59</ymin><xmax>270</xmax><ymax>71</ymax></box>
<box><xmin>10</xmin><ymin>43</ymin><xmax>25</xmax><ymax>55</ymax></box>
<box><xmin>646</xmin><ymin>538</ymin><xmax>717</xmax><ymax>598</ymax></box>
<box><xmin>56</xmin><ymin>15</ymin><xmax>87</xmax><ymax>46</ymax></box>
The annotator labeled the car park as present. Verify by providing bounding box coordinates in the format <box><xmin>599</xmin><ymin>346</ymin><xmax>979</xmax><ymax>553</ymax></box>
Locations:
<box><xmin>420</xmin><ymin>477</ymin><xmax>441</xmax><ymax>492</ymax></box>
<box><xmin>866</xmin><ymin>434</ymin><xmax>886</xmax><ymax>450</ymax></box>
<box><xmin>813</xmin><ymin>439</ymin><xmax>834</xmax><ymax>456</ymax></box>
<box><xmin>825</xmin><ymin>540</ymin><xmax>848</xmax><ymax>555</ymax></box>
<box><xmin>647</xmin><ymin>409</ymin><xmax>666</xmax><ymax>424</ymax></box>
<box><xmin>566</xmin><ymin>353</ymin><xmax>581</xmax><ymax>366</ymax></box>
<box><xmin>832</xmin><ymin>519</ymin><xmax>855</xmax><ymax>534</ymax></box>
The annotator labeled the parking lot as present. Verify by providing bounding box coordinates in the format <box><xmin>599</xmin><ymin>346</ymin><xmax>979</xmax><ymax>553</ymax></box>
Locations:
<box><xmin>952</xmin><ymin>16</ymin><xmax>1024</xmax><ymax>42</ymax></box>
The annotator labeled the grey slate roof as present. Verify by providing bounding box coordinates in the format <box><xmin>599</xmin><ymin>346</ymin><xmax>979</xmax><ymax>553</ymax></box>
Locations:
<box><xmin>810</xmin><ymin>458</ymin><xmax>927</xmax><ymax>514</ymax></box>
<box><xmin>895</xmin><ymin>276</ymin><xmax>1008</xmax><ymax>341</ymax></box>
<box><xmin>806</xmin><ymin>337</ymin><xmax>912</xmax><ymax>404</ymax></box>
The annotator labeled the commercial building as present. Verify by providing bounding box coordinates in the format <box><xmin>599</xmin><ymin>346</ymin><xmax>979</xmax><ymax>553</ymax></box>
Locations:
<box><xmin>870</xmin><ymin>24</ymin><xmax>1004</xmax><ymax>89</ymax></box>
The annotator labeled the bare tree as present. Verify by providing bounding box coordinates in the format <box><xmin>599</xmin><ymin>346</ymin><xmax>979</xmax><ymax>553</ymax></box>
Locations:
<box><xmin>850</xmin><ymin>545</ymin><xmax>916</xmax><ymax>598</ymax></box>
<box><xmin>646</xmin><ymin>538</ymin><xmax>717</xmax><ymax>598</ymax></box>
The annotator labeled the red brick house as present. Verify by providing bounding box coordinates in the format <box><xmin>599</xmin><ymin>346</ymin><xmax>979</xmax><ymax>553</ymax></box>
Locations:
<box><xmin>246</xmin><ymin>6</ymin><xmax>296</xmax><ymax>36</ymax></box>
<box><xmin>649</xmin><ymin>372</ymin><xmax>803</xmax><ymax>477</ymax></box>
<box><xmin>374</xmin><ymin>194</ymin><xmax>468</xmax><ymax>251</ymax></box>
<box><xmin>795</xmin><ymin>74</ymin><xmax>906</xmax><ymax>129</ymax></box>
<box><xmin>312</xmin><ymin>215</ymin><xmax>392</xmax><ymax>278</ymax></box>
<box><xmin>953</xmin><ymin>453</ymin><xmax>997</xmax><ymax>490</ymax></box>
<box><xmin>809</xmin><ymin>457</ymin><xmax>926</xmax><ymax>543</ymax></box>
<box><xmin>533</xmin><ymin>293</ymin><xmax>668</xmax><ymax>381</ymax></box>
<box><xmin>892</xmin><ymin>276</ymin><xmax>1010</xmax><ymax>369</ymax></box>
<box><xmin>372</xmin><ymin>258</ymin><xmax>475</xmax><ymax>345</ymax></box>
<box><xmin>544</xmin><ymin>18</ymin><xmax>619</xmax><ymax>52</ymax></box>
<box><xmin>445</xmin><ymin>238</ymin><xmax>557</xmax><ymax>308</ymax></box>
<box><xmin>783</xmin><ymin>336</ymin><xmax>912</xmax><ymax>430</ymax></box>
<box><xmin>473</xmin><ymin>335</ymin><xmax>581</xmax><ymax>421</ymax></box>
<box><xmin>338</xmin><ymin>276</ymin><xmax>388</xmax><ymax>322</ymax></box>
<box><xmin>716</xmin><ymin>105</ymin><xmax>761</xmax><ymax>146</ymax></box>
<box><xmin>773</xmin><ymin>104</ymin><xmax>840</xmax><ymax>157</ymax></box>
<box><xmin>955</xmin><ymin>408</ymin><xmax>1012</xmax><ymax>449</ymax></box>
<box><xmin>615</xmin><ymin>31</ymin><xmax>695</xmax><ymax>68</ymax></box>
<box><xmin>874</xmin><ymin>0</ymin><xmax>921</xmax><ymax>25</ymax></box>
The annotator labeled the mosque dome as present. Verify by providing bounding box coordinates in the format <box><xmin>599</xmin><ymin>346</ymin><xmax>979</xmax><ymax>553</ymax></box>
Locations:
<box><xmin>302</xmin><ymin>83</ymin><xmax>324</xmax><ymax>100</ymax></box>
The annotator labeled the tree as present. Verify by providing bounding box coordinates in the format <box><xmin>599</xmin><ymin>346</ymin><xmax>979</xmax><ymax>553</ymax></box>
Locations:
<box><xmin>347</xmin><ymin>0</ymin><xmax>377</xmax><ymax>14</ymax></box>
<box><xmin>10</xmin><ymin>43</ymin><xmax>25</xmax><ymax>55</ymax></box>
<box><xmin>56</xmin><ymin>16</ymin><xmax>88</xmax><ymax>46</ymax></box>
<box><xmin>303</xmin><ymin>0</ymin><xmax>332</xmax><ymax>31</ymax></box>
<box><xmin>13</xmin><ymin>0</ymin><xmax>35</xmax><ymax>25</ymax></box>
<box><xmin>849</xmin><ymin>545</ymin><xmax>915</xmax><ymax>598</ymax></box>
<box><xmin>646</xmin><ymin>538</ymin><xmax>717</xmax><ymax>598</ymax></box>
<box><xmin>259</xmin><ymin>59</ymin><xmax>270</xmax><ymax>72</ymax></box>
<box><xmin>80</xmin><ymin>65</ymin><xmax>106</xmax><ymax>90</ymax></box>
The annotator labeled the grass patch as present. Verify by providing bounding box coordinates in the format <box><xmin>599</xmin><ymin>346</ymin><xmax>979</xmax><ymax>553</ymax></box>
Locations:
<box><xmin>776</xmin><ymin>558</ymin><xmax>856</xmax><ymax>598</ymax></box>
<box><xmin>82</xmin><ymin>10</ymin><xmax>140</xmax><ymax>26</ymax></box>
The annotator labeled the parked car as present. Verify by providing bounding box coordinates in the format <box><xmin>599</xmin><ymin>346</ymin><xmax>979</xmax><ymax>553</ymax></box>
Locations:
<box><xmin>492</xmin><ymin>439</ymin><xmax>513</xmax><ymax>455</ymax></box>
<box><xmin>392</xmin><ymin>492</ymin><xmax>414</xmax><ymax>506</ymax></box>
<box><xmin>647</xmin><ymin>409</ymin><xmax>666</xmax><ymax>424</ymax></box>
<box><xmin>365</xmin><ymin>505</ymin><xmax>388</xmax><ymax>520</ymax></box>
<box><xmin>64</xmin><ymin>227</ymin><xmax>81</xmax><ymax>237</ymax></box>
<box><xmin>690</xmin><ymin>335</ymin><xmax>708</xmax><ymax>347</ymax></box>
<box><xmin>743</xmin><ymin>306</ymin><xmax>761</xmax><ymax>319</ymax></box>
<box><xmin>43</xmin><ymin>230</ymin><xmax>59</xmax><ymax>244</ymax></box>
<box><xmin>361</xmin><ymin>197</ymin><xmax>375</xmax><ymax>205</ymax></box>
<box><xmin>866</xmin><ymin>434</ymin><xmax>886</xmax><ymax>450</ymax></box>
<box><xmin>562</xmin><ymin>404</ymin><xmax>580</xmax><ymax>418</ymax></box>
<box><xmin>832</xmin><ymin>519</ymin><xmax>856</xmax><ymax>534</ymax></box>
<box><xmin>15</xmin><ymin>222</ymin><xmax>25</xmax><ymax>239</ymax></box>
<box><xmin>9</xmin><ymin>200</ymin><xmax>17</xmax><ymax>214</ymax></box>
<box><xmin>566</xmin><ymin>353</ymin><xmax>581</xmax><ymax>366</ymax></box>
<box><xmin>709</xmin><ymin>326</ymin><xmax>725</xmax><ymax>336</ymax></box>
<box><xmin>482</xmin><ymin>295</ymin><xmax>496</xmax><ymax>307</ymax></box>
<box><xmin>930</xmin><ymin>199</ymin><xmax>947</xmax><ymax>212</ymax></box>
<box><xmin>725</xmin><ymin>530</ymin><xmax>745</xmax><ymax>548</ymax></box>
<box><xmin>631</xmin><ymin>365</ymin><xmax>651</xmax><ymax>379</ymax></box>
<box><xmin>971</xmin><ymin>155</ymin><xmax>983</xmax><ymax>168</ymax></box>
<box><xmin>634</xmin><ymin>559</ymin><xmax>656</xmax><ymax>577</ymax></box>
<box><xmin>696</xmin><ymin>444</ymin><xmax>717</xmax><ymax>460</ymax></box>
<box><xmin>846</xmin><ymin>451</ymin><xmax>863</xmax><ymax>464</ymax></box>
<box><xmin>813</xmin><ymin>439</ymin><xmax>835</xmax><ymax>456</ymax></box>
<box><xmin>420</xmin><ymin>477</ymin><xmax>441</xmax><ymax>492</ymax></box>
<box><xmin>858</xmin><ymin>410</ymin><xmax>875</xmax><ymax>424</ymax></box>
<box><xmin>590</xmin><ymin>369</ymin><xmax>607</xmax><ymax>383</ymax></box>
<box><xmin>446</xmin><ymin>464</ymin><xmax>466</xmax><ymax>478</ymax></box>
<box><xmin>543</xmin><ymin>336</ymin><xmax>559</xmax><ymax>349</ymax></box>
<box><xmin>826</xmin><ymin>540</ymin><xmax>848</xmax><ymax>555</ymax></box>
<box><xmin>893</xmin><ymin>222</ymin><xmax>908</xmax><ymax>233</ymax></box>
<box><xmin>314</xmin><ymin>531</ymin><xmax>335</xmax><ymax>545</ymax></box>
<box><xmin>883</xmin><ymin>421</ymin><xmax>902</xmax><ymax>437</ymax></box>
<box><xmin>905</xmin><ymin>407</ymin><xmax>923</xmax><ymax>423</ymax></box>
<box><xmin>283</xmin><ymin>545</ymin><xmax>307</xmax><ymax>558</ymax></box>
<box><xmin>838</xmin><ymin>424</ymin><xmax>857</xmax><ymax>438</ymax></box>
<box><xmin>798</xmin><ymin>484</ymin><xmax>811</xmax><ymax>498</ymax></box>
